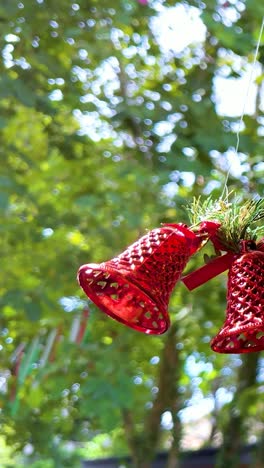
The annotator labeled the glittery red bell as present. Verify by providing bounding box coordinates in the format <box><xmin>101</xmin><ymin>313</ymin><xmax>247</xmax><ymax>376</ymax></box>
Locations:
<box><xmin>211</xmin><ymin>246</ymin><xmax>264</xmax><ymax>353</ymax></box>
<box><xmin>78</xmin><ymin>224</ymin><xmax>210</xmax><ymax>335</ymax></box>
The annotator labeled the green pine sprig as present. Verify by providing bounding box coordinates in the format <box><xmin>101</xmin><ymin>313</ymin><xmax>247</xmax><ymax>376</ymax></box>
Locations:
<box><xmin>187</xmin><ymin>196</ymin><xmax>264</xmax><ymax>252</ymax></box>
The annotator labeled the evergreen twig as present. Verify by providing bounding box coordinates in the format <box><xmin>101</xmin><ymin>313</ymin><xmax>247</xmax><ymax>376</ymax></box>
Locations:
<box><xmin>187</xmin><ymin>195</ymin><xmax>264</xmax><ymax>252</ymax></box>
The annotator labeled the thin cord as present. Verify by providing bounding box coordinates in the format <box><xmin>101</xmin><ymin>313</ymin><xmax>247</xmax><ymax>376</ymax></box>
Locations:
<box><xmin>221</xmin><ymin>15</ymin><xmax>264</xmax><ymax>199</ymax></box>
<box><xmin>235</xmin><ymin>16</ymin><xmax>264</xmax><ymax>155</ymax></box>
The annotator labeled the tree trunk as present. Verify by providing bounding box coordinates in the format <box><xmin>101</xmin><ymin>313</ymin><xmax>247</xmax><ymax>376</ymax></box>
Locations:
<box><xmin>122</xmin><ymin>322</ymin><xmax>182</xmax><ymax>468</ymax></box>
<box><xmin>215</xmin><ymin>353</ymin><xmax>259</xmax><ymax>468</ymax></box>
<box><xmin>252</xmin><ymin>428</ymin><xmax>264</xmax><ymax>468</ymax></box>
<box><xmin>166</xmin><ymin>410</ymin><xmax>181</xmax><ymax>468</ymax></box>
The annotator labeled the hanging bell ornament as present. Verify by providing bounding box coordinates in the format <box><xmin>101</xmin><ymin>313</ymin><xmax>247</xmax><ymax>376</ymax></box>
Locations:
<box><xmin>78</xmin><ymin>222</ymin><xmax>219</xmax><ymax>335</ymax></box>
<box><xmin>211</xmin><ymin>241</ymin><xmax>264</xmax><ymax>353</ymax></box>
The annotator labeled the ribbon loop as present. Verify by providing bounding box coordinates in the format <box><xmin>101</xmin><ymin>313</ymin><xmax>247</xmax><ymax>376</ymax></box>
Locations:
<box><xmin>182</xmin><ymin>252</ymin><xmax>236</xmax><ymax>291</ymax></box>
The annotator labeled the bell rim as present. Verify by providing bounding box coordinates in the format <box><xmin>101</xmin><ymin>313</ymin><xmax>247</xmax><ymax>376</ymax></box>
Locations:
<box><xmin>211</xmin><ymin>326</ymin><xmax>264</xmax><ymax>354</ymax></box>
<box><xmin>78</xmin><ymin>263</ymin><xmax>170</xmax><ymax>335</ymax></box>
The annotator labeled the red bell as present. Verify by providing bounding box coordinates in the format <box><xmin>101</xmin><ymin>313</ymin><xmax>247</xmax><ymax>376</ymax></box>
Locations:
<box><xmin>211</xmin><ymin>247</ymin><xmax>264</xmax><ymax>353</ymax></box>
<box><xmin>78</xmin><ymin>224</ymin><xmax>211</xmax><ymax>335</ymax></box>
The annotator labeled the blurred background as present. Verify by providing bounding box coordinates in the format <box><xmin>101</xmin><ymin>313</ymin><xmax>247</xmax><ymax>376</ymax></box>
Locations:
<box><xmin>0</xmin><ymin>0</ymin><xmax>264</xmax><ymax>466</ymax></box>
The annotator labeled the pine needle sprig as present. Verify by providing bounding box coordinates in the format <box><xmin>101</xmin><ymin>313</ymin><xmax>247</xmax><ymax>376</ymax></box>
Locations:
<box><xmin>187</xmin><ymin>196</ymin><xmax>264</xmax><ymax>252</ymax></box>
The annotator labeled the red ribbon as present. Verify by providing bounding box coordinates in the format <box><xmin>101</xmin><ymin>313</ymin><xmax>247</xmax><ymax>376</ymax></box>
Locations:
<box><xmin>181</xmin><ymin>252</ymin><xmax>236</xmax><ymax>291</ymax></box>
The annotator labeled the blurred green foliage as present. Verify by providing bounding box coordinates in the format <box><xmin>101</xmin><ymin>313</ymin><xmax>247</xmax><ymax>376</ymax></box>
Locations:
<box><xmin>0</xmin><ymin>0</ymin><xmax>263</xmax><ymax>467</ymax></box>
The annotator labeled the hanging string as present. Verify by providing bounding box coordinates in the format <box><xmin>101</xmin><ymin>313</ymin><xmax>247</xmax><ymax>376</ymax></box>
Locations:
<box><xmin>235</xmin><ymin>16</ymin><xmax>264</xmax><ymax>156</ymax></box>
<box><xmin>221</xmin><ymin>15</ymin><xmax>264</xmax><ymax>198</ymax></box>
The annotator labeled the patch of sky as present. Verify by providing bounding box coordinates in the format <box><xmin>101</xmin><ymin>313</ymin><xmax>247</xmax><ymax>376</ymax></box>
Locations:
<box><xmin>80</xmin><ymin>94</ymin><xmax>115</xmax><ymax>118</ymax></box>
<box><xmin>257</xmin><ymin>127</ymin><xmax>264</xmax><ymax>137</ymax></box>
<box><xmin>125</xmin><ymin>62</ymin><xmax>137</xmax><ymax>79</ymax></box>
<box><xmin>78</xmin><ymin>48</ymin><xmax>88</xmax><ymax>60</ymax></box>
<box><xmin>182</xmin><ymin>147</ymin><xmax>196</xmax><ymax>158</ymax></box>
<box><xmin>254</xmin><ymin>161</ymin><xmax>264</xmax><ymax>172</ymax></box>
<box><xmin>220</xmin><ymin>366</ymin><xmax>233</xmax><ymax>377</ymax></box>
<box><xmin>48</xmin><ymin>77</ymin><xmax>65</xmax><ymax>86</ymax></box>
<box><xmin>214</xmin><ymin>60</ymin><xmax>263</xmax><ymax>117</ymax></box>
<box><xmin>169</xmin><ymin>170</ymin><xmax>180</xmax><ymax>182</ymax></box>
<box><xmin>2</xmin><ymin>43</ymin><xmax>14</xmax><ymax>68</ymax></box>
<box><xmin>257</xmin><ymin>357</ymin><xmax>264</xmax><ymax>383</ymax></box>
<box><xmin>167</xmin><ymin>113</ymin><xmax>183</xmax><ymax>124</ymax></box>
<box><xmin>144</xmin><ymin>90</ymin><xmax>161</xmax><ymax>102</ymax></box>
<box><xmin>150</xmin><ymin>4</ymin><xmax>206</xmax><ymax>56</ymax></box>
<box><xmin>5</xmin><ymin>34</ymin><xmax>20</xmax><ymax>43</ymax></box>
<box><xmin>153</xmin><ymin>121</ymin><xmax>174</xmax><ymax>136</ymax></box>
<box><xmin>133</xmin><ymin>376</ymin><xmax>143</xmax><ymax>385</ymax></box>
<box><xmin>185</xmin><ymin>355</ymin><xmax>213</xmax><ymax>377</ymax></box>
<box><xmin>151</xmin><ymin>5</ymin><xmax>262</xmax><ymax>119</ymax></box>
<box><xmin>42</xmin><ymin>228</ymin><xmax>54</xmax><ymax>238</ymax></box>
<box><xmin>86</xmin><ymin>19</ymin><xmax>96</xmax><ymax>28</ymax></box>
<box><xmin>144</xmin><ymin>55</ymin><xmax>156</xmax><ymax>66</ymax></box>
<box><xmin>74</xmin><ymin>109</ymin><xmax>115</xmax><ymax>141</ymax></box>
<box><xmin>209</xmin><ymin>147</ymin><xmax>249</xmax><ymax>178</ymax></box>
<box><xmin>23</xmin><ymin>444</ymin><xmax>34</xmax><ymax>456</ymax></box>
<box><xmin>32</xmin><ymin>37</ymin><xmax>40</xmax><ymax>48</ymax></box>
<box><xmin>72</xmin><ymin>65</ymin><xmax>90</xmax><ymax>83</ymax></box>
<box><xmin>72</xmin><ymin>3</ymin><xmax>80</xmax><ymax>11</ymax></box>
<box><xmin>110</xmin><ymin>27</ymin><xmax>124</xmax><ymax>48</ymax></box>
<box><xmin>160</xmin><ymin>101</ymin><xmax>172</xmax><ymax>111</ymax></box>
<box><xmin>179</xmin><ymin>397</ymin><xmax>215</xmax><ymax>423</ymax></box>
<box><xmin>161</xmin><ymin>411</ymin><xmax>173</xmax><ymax>430</ymax></box>
<box><xmin>0</xmin><ymin>374</ymin><xmax>8</xmax><ymax>393</ymax></box>
<box><xmin>181</xmin><ymin>172</ymin><xmax>196</xmax><ymax>187</ymax></box>
<box><xmin>122</xmin><ymin>46</ymin><xmax>138</xmax><ymax>59</ymax></box>
<box><xmin>121</xmin><ymin>132</ymin><xmax>136</xmax><ymax>149</ymax></box>
<box><xmin>77</xmin><ymin>57</ymin><xmax>119</xmax><ymax>106</ymax></box>
<box><xmin>216</xmin><ymin>2</ymin><xmax>244</xmax><ymax>27</ymax></box>
<box><xmin>15</xmin><ymin>56</ymin><xmax>31</xmax><ymax>70</ymax></box>
<box><xmin>150</xmin><ymin>356</ymin><xmax>160</xmax><ymax>365</ymax></box>
<box><xmin>50</xmin><ymin>20</ymin><xmax>59</xmax><ymax>28</ymax></box>
<box><xmin>59</xmin><ymin>296</ymin><xmax>85</xmax><ymax>312</ymax></box>
<box><xmin>215</xmin><ymin>387</ymin><xmax>233</xmax><ymax>405</ymax></box>
<box><xmin>157</xmin><ymin>134</ymin><xmax>176</xmax><ymax>153</ymax></box>
<box><xmin>49</xmin><ymin>89</ymin><xmax>63</xmax><ymax>101</ymax></box>
<box><xmin>203</xmin><ymin>180</ymin><xmax>222</xmax><ymax>195</ymax></box>
<box><xmin>126</xmin><ymin>81</ymin><xmax>139</xmax><ymax>98</ymax></box>
<box><xmin>162</xmin><ymin>182</ymin><xmax>178</xmax><ymax>198</ymax></box>
<box><xmin>71</xmin><ymin>0</ymin><xmax>262</xmax><ymax>157</ymax></box>
<box><xmin>165</xmin><ymin>170</ymin><xmax>195</xmax><ymax>190</ymax></box>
